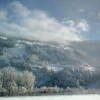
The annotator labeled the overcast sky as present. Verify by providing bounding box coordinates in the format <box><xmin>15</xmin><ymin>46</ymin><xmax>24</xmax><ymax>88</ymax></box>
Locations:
<box><xmin>0</xmin><ymin>0</ymin><xmax>100</xmax><ymax>42</ymax></box>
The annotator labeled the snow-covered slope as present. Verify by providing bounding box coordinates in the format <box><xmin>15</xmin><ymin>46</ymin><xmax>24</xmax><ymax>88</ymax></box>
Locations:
<box><xmin>0</xmin><ymin>37</ymin><xmax>98</xmax><ymax>70</ymax></box>
<box><xmin>0</xmin><ymin>35</ymin><xmax>100</xmax><ymax>88</ymax></box>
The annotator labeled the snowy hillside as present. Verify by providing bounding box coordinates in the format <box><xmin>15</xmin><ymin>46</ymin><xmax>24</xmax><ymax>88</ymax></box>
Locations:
<box><xmin>0</xmin><ymin>35</ymin><xmax>97</xmax><ymax>72</ymax></box>
<box><xmin>0</xmin><ymin>35</ymin><xmax>100</xmax><ymax>96</ymax></box>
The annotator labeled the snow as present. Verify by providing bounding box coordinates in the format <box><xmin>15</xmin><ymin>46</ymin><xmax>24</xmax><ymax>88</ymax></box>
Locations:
<box><xmin>80</xmin><ymin>63</ymin><xmax>94</xmax><ymax>71</ymax></box>
<box><xmin>63</xmin><ymin>47</ymin><xmax>73</xmax><ymax>51</ymax></box>
<box><xmin>32</xmin><ymin>42</ymin><xmax>46</xmax><ymax>46</ymax></box>
<box><xmin>17</xmin><ymin>40</ymin><xmax>22</xmax><ymax>43</ymax></box>
<box><xmin>0</xmin><ymin>95</ymin><xmax>100</xmax><ymax>100</ymax></box>
<box><xmin>17</xmin><ymin>40</ymin><xmax>48</xmax><ymax>46</ymax></box>
<box><xmin>49</xmin><ymin>43</ymin><xmax>73</xmax><ymax>51</ymax></box>
<box><xmin>0</xmin><ymin>36</ymin><xmax>7</xmax><ymax>40</ymax></box>
<box><xmin>47</xmin><ymin>66</ymin><xmax>62</xmax><ymax>71</ymax></box>
<box><xmin>17</xmin><ymin>40</ymin><xmax>33</xmax><ymax>45</ymax></box>
<box><xmin>22</xmin><ymin>41</ymin><xmax>33</xmax><ymax>45</ymax></box>
<box><xmin>84</xmin><ymin>66</ymin><xmax>94</xmax><ymax>71</ymax></box>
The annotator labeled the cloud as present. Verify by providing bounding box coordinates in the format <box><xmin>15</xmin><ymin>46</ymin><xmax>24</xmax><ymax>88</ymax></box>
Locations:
<box><xmin>76</xmin><ymin>19</ymin><xmax>90</xmax><ymax>31</ymax></box>
<box><xmin>0</xmin><ymin>1</ymin><xmax>90</xmax><ymax>42</ymax></box>
<box><xmin>10</xmin><ymin>1</ymin><xmax>30</xmax><ymax>17</ymax></box>
<box><xmin>0</xmin><ymin>10</ymin><xmax>7</xmax><ymax>20</ymax></box>
<box><xmin>79</xmin><ymin>9</ymin><xmax>85</xmax><ymax>12</ymax></box>
<box><xmin>98</xmin><ymin>13</ymin><xmax>100</xmax><ymax>18</ymax></box>
<box><xmin>62</xmin><ymin>20</ymin><xmax>75</xmax><ymax>27</ymax></box>
<box><xmin>62</xmin><ymin>19</ymin><xmax>90</xmax><ymax>32</ymax></box>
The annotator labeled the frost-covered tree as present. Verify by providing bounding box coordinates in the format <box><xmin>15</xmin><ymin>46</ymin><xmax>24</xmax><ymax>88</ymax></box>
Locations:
<box><xmin>0</xmin><ymin>70</ymin><xmax>2</xmax><ymax>87</ymax></box>
<box><xmin>17</xmin><ymin>71</ymin><xmax>35</xmax><ymax>93</ymax></box>
<box><xmin>39</xmin><ymin>86</ymin><xmax>64</xmax><ymax>93</ymax></box>
<box><xmin>22</xmin><ymin>71</ymin><xmax>35</xmax><ymax>93</ymax></box>
<box><xmin>0</xmin><ymin>67</ymin><xmax>35</xmax><ymax>96</ymax></box>
<box><xmin>1</xmin><ymin>67</ymin><xmax>17</xmax><ymax>96</ymax></box>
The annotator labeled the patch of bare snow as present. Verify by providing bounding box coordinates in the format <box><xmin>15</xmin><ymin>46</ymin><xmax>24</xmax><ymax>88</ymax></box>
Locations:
<box><xmin>47</xmin><ymin>65</ymin><xmax>62</xmax><ymax>71</ymax></box>
<box><xmin>80</xmin><ymin>63</ymin><xmax>94</xmax><ymax>71</ymax></box>
<box><xmin>0</xmin><ymin>36</ymin><xmax>7</xmax><ymax>40</ymax></box>
<box><xmin>0</xmin><ymin>94</ymin><xmax>100</xmax><ymax>100</ymax></box>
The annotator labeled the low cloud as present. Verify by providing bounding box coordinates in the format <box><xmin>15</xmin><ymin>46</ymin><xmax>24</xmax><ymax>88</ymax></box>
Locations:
<box><xmin>0</xmin><ymin>1</ymin><xmax>90</xmax><ymax>42</ymax></box>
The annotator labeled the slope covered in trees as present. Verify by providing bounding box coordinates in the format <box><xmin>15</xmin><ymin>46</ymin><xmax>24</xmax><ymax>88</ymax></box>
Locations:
<box><xmin>0</xmin><ymin>35</ymin><xmax>100</xmax><ymax>96</ymax></box>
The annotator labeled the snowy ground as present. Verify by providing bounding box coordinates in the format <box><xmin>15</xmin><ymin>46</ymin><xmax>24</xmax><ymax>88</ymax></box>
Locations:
<box><xmin>0</xmin><ymin>94</ymin><xmax>100</xmax><ymax>100</ymax></box>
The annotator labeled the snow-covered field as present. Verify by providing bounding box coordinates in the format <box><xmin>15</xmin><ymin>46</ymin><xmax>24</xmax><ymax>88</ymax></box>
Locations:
<box><xmin>0</xmin><ymin>95</ymin><xmax>100</xmax><ymax>100</ymax></box>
